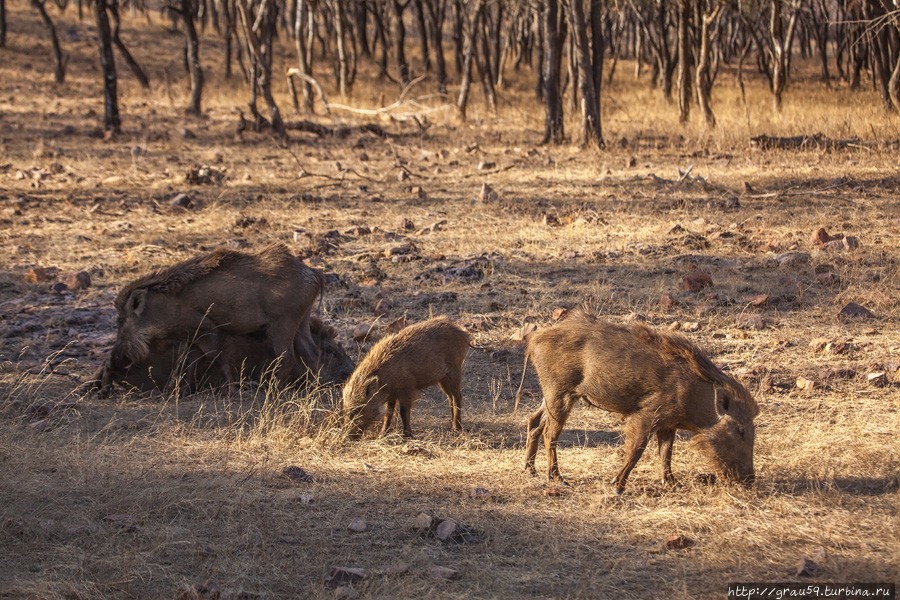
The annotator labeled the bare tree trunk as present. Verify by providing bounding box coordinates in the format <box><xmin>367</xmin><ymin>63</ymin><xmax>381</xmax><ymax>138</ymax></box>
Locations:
<box><xmin>770</xmin><ymin>0</ymin><xmax>801</xmax><ymax>112</ymax></box>
<box><xmin>31</xmin><ymin>0</ymin><xmax>67</xmax><ymax>83</ymax></box>
<box><xmin>110</xmin><ymin>1</ymin><xmax>150</xmax><ymax>88</ymax></box>
<box><xmin>534</xmin><ymin>2</ymin><xmax>544</xmax><ymax>100</ymax></box>
<box><xmin>95</xmin><ymin>0</ymin><xmax>121</xmax><ymax>133</ymax></box>
<box><xmin>373</xmin><ymin>0</ymin><xmax>389</xmax><ymax>78</ymax></box>
<box><xmin>292</xmin><ymin>0</ymin><xmax>314</xmax><ymax>113</ymax></box>
<box><xmin>542</xmin><ymin>0</ymin><xmax>565</xmax><ymax>144</ymax></box>
<box><xmin>355</xmin><ymin>0</ymin><xmax>370</xmax><ymax>57</ymax></box>
<box><xmin>412</xmin><ymin>0</ymin><xmax>431</xmax><ymax>71</ymax></box>
<box><xmin>0</xmin><ymin>0</ymin><xmax>6</xmax><ymax>48</ymax></box>
<box><xmin>676</xmin><ymin>0</ymin><xmax>692</xmax><ymax>122</ymax></box>
<box><xmin>452</xmin><ymin>0</ymin><xmax>464</xmax><ymax>75</ymax></box>
<box><xmin>238</xmin><ymin>0</ymin><xmax>284</xmax><ymax>134</ymax></box>
<box><xmin>424</xmin><ymin>0</ymin><xmax>448</xmax><ymax>93</ymax></box>
<box><xmin>568</xmin><ymin>0</ymin><xmax>602</xmax><ymax>147</ymax></box>
<box><xmin>476</xmin><ymin>12</ymin><xmax>497</xmax><ymax>113</ymax></box>
<box><xmin>223</xmin><ymin>0</ymin><xmax>235</xmax><ymax>79</ymax></box>
<box><xmin>456</xmin><ymin>0</ymin><xmax>485</xmax><ymax>119</ymax></box>
<box><xmin>334</xmin><ymin>0</ymin><xmax>350</xmax><ymax>97</ymax></box>
<box><xmin>695</xmin><ymin>1</ymin><xmax>724</xmax><ymax>126</ymax></box>
<box><xmin>174</xmin><ymin>0</ymin><xmax>204</xmax><ymax>113</ymax></box>
<box><xmin>392</xmin><ymin>0</ymin><xmax>411</xmax><ymax>84</ymax></box>
<box><xmin>890</xmin><ymin>42</ymin><xmax>900</xmax><ymax>112</ymax></box>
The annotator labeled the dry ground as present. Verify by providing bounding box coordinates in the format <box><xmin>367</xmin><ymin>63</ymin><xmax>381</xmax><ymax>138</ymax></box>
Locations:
<box><xmin>1</xmin><ymin>5</ymin><xmax>899</xmax><ymax>599</ymax></box>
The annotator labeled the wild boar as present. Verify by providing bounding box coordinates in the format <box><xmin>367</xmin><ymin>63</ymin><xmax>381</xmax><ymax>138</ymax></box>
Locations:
<box><xmin>93</xmin><ymin>315</ymin><xmax>354</xmax><ymax>393</ymax></box>
<box><xmin>520</xmin><ymin>309</ymin><xmax>758</xmax><ymax>493</ymax></box>
<box><xmin>104</xmin><ymin>243</ymin><xmax>322</xmax><ymax>392</ymax></box>
<box><xmin>342</xmin><ymin>317</ymin><xmax>471</xmax><ymax>438</ymax></box>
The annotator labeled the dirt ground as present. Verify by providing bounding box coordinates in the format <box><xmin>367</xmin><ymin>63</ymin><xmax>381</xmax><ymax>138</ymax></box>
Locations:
<box><xmin>1</xmin><ymin>5</ymin><xmax>899</xmax><ymax>599</ymax></box>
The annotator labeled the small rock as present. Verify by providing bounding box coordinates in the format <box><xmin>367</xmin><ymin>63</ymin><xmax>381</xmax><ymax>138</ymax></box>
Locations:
<box><xmin>352</xmin><ymin>323</ymin><xmax>374</xmax><ymax>342</ymax></box>
<box><xmin>839</xmin><ymin>302</ymin><xmax>875</xmax><ymax>319</ymax></box>
<box><xmin>819</xmin><ymin>367</ymin><xmax>856</xmax><ymax>381</ymax></box>
<box><xmin>25</xmin><ymin>267</ymin><xmax>56</xmax><ymax>284</ymax></box>
<box><xmin>659</xmin><ymin>293</ymin><xmax>678</xmax><ymax>310</ymax></box>
<box><xmin>470</xmin><ymin>487</ymin><xmax>491</xmax><ymax>500</ymax></box>
<box><xmin>823</xmin><ymin>239</ymin><xmax>845</xmax><ymax>252</ymax></box>
<box><xmin>810</xmin><ymin>227</ymin><xmax>832</xmax><ymax>246</ymax></box>
<box><xmin>809</xmin><ymin>338</ymin><xmax>830</xmax><ymax>352</ymax></box>
<box><xmin>435</xmin><ymin>520</ymin><xmax>458</xmax><ymax>541</ymax></box>
<box><xmin>773</xmin><ymin>252</ymin><xmax>811</xmax><ymax>268</ymax></box>
<box><xmin>429</xmin><ymin>566</ymin><xmax>459</xmax><ymax>581</ymax></box>
<box><xmin>180</xmin><ymin>127</ymin><xmax>197</xmax><ymax>139</ymax></box>
<box><xmin>477</xmin><ymin>161</ymin><xmax>496</xmax><ymax>170</ymax></box>
<box><xmin>747</xmin><ymin>294</ymin><xmax>769</xmax><ymax>307</ymax></box>
<box><xmin>281</xmin><ymin>465</ymin><xmax>314</xmax><ymax>483</ymax></box>
<box><xmin>325</xmin><ymin>567</ymin><xmax>368</xmax><ymax>588</ymax></box>
<box><xmin>384</xmin><ymin>243</ymin><xmax>413</xmax><ymax>257</ymax></box>
<box><xmin>795</xmin><ymin>377</ymin><xmax>817</xmax><ymax>392</ymax></box>
<box><xmin>65</xmin><ymin>271</ymin><xmax>91</xmax><ymax>291</ymax></box>
<box><xmin>176</xmin><ymin>579</ymin><xmax>220</xmax><ymax>600</ymax></box>
<box><xmin>333</xmin><ymin>586</ymin><xmax>356</xmax><ymax>599</ymax></box>
<box><xmin>824</xmin><ymin>341</ymin><xmax>850</xmax><ymax>355</ymax></box>
<box><xmin>398</xmin><ymin>218</ymin><xmax>415</xmax><ymax>231</ymax></box>
<box><xmin>796</xmin><ymin>558</ymin><xmax>822</xmax><ymax>577</ymax></box>
<box><xmin>544</xmin><ymin>487</ymin><xmax>564</xmax><ymax>498</ymax></box>
<box><xmin>413</xmin><ymin>513</ymin><xmax>434</xmax><ymax>530</ymax></box>
<box><xmin>681</xmin><ymin>269</ymin><xmax>713</xmax><ymax>292</ymax></box>
<box><xmin>348</xmin><ymin>517</ymin><xmax>367</xmax><ymax>532</ymax></box>
<box><xmin>664</xmin><ymin>534</ymin><xmax>694</xmax><ymax>550</ymax></box>
<box><xmin>736</xmin><ymin>314</ymin><xmax>765</xmax><ymax>330</ymax></box>
<box><xmin>397</xmin><ymin>169</ymin><xmax>410</xmax><ymax>181</ymax></box>
<box><xmin>681</xmin><ymin>321</ymin><xmax>701</xmax><ymax>332</ymax></box>
<box><xmin>169</xmin><ymin>193</ymin><xmax>192</xmax><ymax>208</ymax></box>
<box><xmin>51</xmin><ymin>282</ymin><xmax>69</xmax><ymax>294</ymax></box>
<box><xmin>479</xmin><ymin>183</ymin><xmax>500</xmax><ymax>203</ymax></box>
<box><xmin>867</xmin><ymin>372</ymin><xmax>888</xmax><ymax>387</ymax></box>
<box><xmin>842</xmin><ymin>236</ymin><xmax>859</xmax><ymax>250</ymax></box>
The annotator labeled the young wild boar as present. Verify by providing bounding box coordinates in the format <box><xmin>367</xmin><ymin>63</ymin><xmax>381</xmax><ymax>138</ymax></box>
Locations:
<box><xmin>521</xmin><ymin>309</ymin><xmax>758</xmax><ymax>494</ymax></box>
<box><xmin>98</xmin><ymin>243</ymin><xmax>323</xmax><ymax>393</ymax></box>
<box><xmin>342</xmin><ymin>317</ymin><xmax>471</xmax><ymax>438</ymax></box>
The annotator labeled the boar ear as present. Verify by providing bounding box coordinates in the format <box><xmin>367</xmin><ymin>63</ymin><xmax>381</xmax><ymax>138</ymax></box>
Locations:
<box><xmin>364</xmin><ymin>376</ymin><xmax>379</xmax><ymax>397</ymax></box>
<box><xmin>129</xmin><ymin>289</ymin><xmax>148</xmax><ymax>317</ymax></box>
<box><xmin>714</xmin><ymin>387</ymin><xmax>731</xmax><ymax>418</ymax></box>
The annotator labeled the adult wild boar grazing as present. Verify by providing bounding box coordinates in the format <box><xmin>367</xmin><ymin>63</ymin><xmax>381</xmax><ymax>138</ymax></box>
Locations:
<box><xmin>521</xmin><ymin>309</ymin><xmax>758</xmax><ymax>494</ymax></box>
<box><xmin>342</xmin><ymin>317</ymin><xmax>471</xmax><ymax>438</ymax></box>
<box><xmin>96</xmin><ymin>315</ymin><xmax>354</xmax><ymax>393</ymax></box>
<box><xmin>103</xmin><ymin>243</ymin><xmax>323</xmax><ymax>393</ymax></box>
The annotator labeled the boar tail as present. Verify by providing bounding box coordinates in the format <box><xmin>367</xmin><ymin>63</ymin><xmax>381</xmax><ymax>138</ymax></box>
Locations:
<box><xmin>514</xmin><ymin>346</ymin><xmax>531</xmax><ymax>414</ymax></box>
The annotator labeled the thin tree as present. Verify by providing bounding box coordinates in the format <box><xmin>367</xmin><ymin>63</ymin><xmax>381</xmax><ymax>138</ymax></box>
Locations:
<box><xmin>169</xmin><ymin>0</ymin><xmax>204</xmax><ymax>113</ymax></box>
<box><xmin>109</xmin><ymin>1</ymin><xmax>150</xmax><ymax>88</ymax></box>
<box><xmin>542</xmin><ymin>0</ymin><xmax>565</xmax><ymax>143</ymax></box>
<box><xmin>95</xmin><ymin>0</ymin><xmax>121</xmax><ymax>132</ymax></box>
<box><xmin>676</xmin><ymin>0</ymin><xmax>691</xmax><ymax>122</ymax></box>
<box><xmin>568</xmin><ymin>0</ymin><xmax>602</xmax><ymax>147</ymax></box>
<box><xmin>0</xmin><ymin>0</ymin><xmax>6</xmax><ymax>48</ymax></box>
<box><xmin>31</xmin><ymin>0</ymin><xmax>68</xmax><ymax>83</ymax></box>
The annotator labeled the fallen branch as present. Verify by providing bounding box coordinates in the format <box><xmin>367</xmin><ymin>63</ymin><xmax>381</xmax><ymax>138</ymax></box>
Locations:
<box><xmin>284</xmin><ymin>120</ymin><xmax>389</xmax><ymax>138</ymax></box>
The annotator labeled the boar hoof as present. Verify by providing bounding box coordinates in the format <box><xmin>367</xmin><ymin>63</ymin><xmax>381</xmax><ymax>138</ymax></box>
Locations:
<box><xmin>614</xmin><ymin>486</ymin><xmax>625</xmax><ymax>496</ymax></box>
<box><xmin>525</xmin><ymin>464</ymin><xmax>538</xmax><ymax>477</ymax></box>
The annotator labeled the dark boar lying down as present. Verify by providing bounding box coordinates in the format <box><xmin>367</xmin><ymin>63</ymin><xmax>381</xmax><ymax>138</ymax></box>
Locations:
<box><xmin>521</xmin><ymin>309</ymin><xmax>759</xmax><ymax>493</ymax></box>
<box><xmin>88</xmin><ymin>243</ymin><xmax>349</xmax><ymax>394</ymax></box>
<box><xmin>342</xmin><ymin>317</ymin><xmax>471</xmax><ymax>438</ymax></box>
<box><xmin>95</xmin><ymin>315</ymin><xmax>354</xmax><ymax>393</ymax></box>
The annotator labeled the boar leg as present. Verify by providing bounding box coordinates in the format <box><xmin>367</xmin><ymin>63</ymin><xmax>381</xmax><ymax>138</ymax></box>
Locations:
<box><xmin>612</xmin><ymin>414</ymin><xmax>655</xmax><ymax>494</ymax></box>
<box><xmin>268</xmin><ymin>320</ymin><xmax>302</xmax><ymax>382</ymax></box>
<box><xmin>380</xmin><ymin>399</ymin><xmax>397</xmax><ymax>436</ymax></box>
<box><xmin>524</xmin><ymin>404</ymin><xmax>546</xmax><ymax>476</ymax></box>
<box><xmin>542</xmin><ymin>391</ymin><xmax>577</xmax><ymax>484</ymax></box>
<box><xmin>398</xmin><ymin>398</ymin><xmax>414</xmax><ymax>439</ymax></box>
<box><xmin>439</xmin><ymin>371</ymin><xmax>463</xmax><ymax>432</ymax></box>
<box><xmin>656</xmin><ymin>428</ymin><xmax>677</xmax><ymax>486</ymax></box>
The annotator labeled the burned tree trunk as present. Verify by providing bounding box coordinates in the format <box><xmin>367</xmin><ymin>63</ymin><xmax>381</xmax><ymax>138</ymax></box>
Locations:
<box><xmin>31</xmin><ymin>0</ymin><xmax>67</xmax><ymax>83</ymax></box>
<box><xmin>95</xmin><ymin>0</ymin><xmax>121</xmax><ymax>132</ymax></box>
<box><xmin>542</xmin><ymin>0</ymin><xmax>565</xmax><ymax>144</ymax></box>
<box><xmin>568</xmin><ymin>0</ymin><xmax>602</xmax><ymax>147</ymax></box>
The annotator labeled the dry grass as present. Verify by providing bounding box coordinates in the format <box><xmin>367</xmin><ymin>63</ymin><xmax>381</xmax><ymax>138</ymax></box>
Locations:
<box><xmin>2</xmin><ymin>4</ymin><xmax>899</xmax><ymax>599</ymax></box>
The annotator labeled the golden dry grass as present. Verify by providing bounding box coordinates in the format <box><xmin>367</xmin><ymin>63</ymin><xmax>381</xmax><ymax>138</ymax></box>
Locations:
<box><xmin>1</xmin><ymin>4</ymin><xmax>899</xmax><ymax>599</ymax></box>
